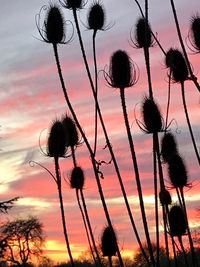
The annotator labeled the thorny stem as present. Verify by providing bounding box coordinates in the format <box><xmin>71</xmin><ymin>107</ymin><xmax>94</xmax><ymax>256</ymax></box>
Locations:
<box><xmin>165</xmin><ymin>71</ymin><xmax>172</xmax><ymax>131</ymax></box>
<box><xmin>71</xmin><ymin>147</ymin><xmax>100</xmax><ymax>266</ymax></box>
<box><xmin>93</xmin><ymin>30</ymin><xmax>98</xmax><ymax>156</ymax></box>
<box><xmin>154</xmin><ymin>133</ymin><xmax>171</xmax><ymax>266</ymax></box>
<box><xmin>80</xmin><ymin>189</ymin><xmax>102</xmax><ymax>267</ymax></box>
<box><xmin>71</xmin><ymin>11</ymin><xmax>124</xmax><ymax>266</ymax></box>
<box><xmin>108</xmin><ymin>256</ymin><xmax>113</xmax><ymax>267</ymax></box>
<box><xmin>180</xmin><ymin>82</ymin><xmax>200</xmax><ymax>165</ymax></box>
<box><xmin>76</xmin><ymin>189</ymin><xmax>98</xmax><ymax>266</ymax></box>
<box><xmin>170</xmin><ymin>0</ymin><xmax>200</xmax><ymax>93</ymax></box>
<box><xmin>153</xmin><ymin>134</ymin><xmax>159</xmax><ymax>267</ymax></box>
<box><xmin>72</xmin><ymin>8</ymin><xmax>149</xmax><ymax>266</ymax></box>
<box><xmin>52</xmin><ymin>43</ymin><xmax>124</xmax><ymax>266</ymax></box>
<box><xmin>178</xmin><ymin>236</ymin><xmax>189</xmax><ymax>267</ymax></box>
<box><xmin>120</xmin><ymin>87</ymin><xmax>155</xmax><ymax>266</ymax></box>
<box><xmin>180</xmin><ymin>188</ymin><xmax>197</xmax><ymax>267</ymax></box>
<box><xmin>54</xmin><ymin>157</ymin><xmax>75</xmax><ymax>267</ymax></box>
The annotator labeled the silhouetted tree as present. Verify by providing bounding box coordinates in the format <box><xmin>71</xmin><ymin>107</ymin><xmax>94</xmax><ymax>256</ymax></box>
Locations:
<box><xmin>0</xmin><ymin>217</ymin><xmax>44</xmax><ymax>266</ymax></box>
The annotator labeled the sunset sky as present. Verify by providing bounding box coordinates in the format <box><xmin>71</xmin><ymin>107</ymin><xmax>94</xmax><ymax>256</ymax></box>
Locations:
<box><xmin>0</xmin><ymin>0</ymin><xmax>199</xmax><ymax>264</ymax></box>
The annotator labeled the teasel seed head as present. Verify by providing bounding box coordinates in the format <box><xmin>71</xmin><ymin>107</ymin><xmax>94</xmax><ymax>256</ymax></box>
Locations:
<box><xmin>190</xmin><ymin>15</ymin><xmax>200</xmax><ymax>52</ymax></box>
<box><xmin>168</xmin><ymin>205</ymin><xmax>187</xmax><ymax>237</ymax></box>
<box><xmin>134</xmin><ymin>18</ymin><xmax>154</xmax><ymax>48</ymax></box>
<box><xmin>101</xmin><ymin>226</ymin><xmax>118</xmax><ymax>257</ymax></box>
<box><xmin>62</xmin><ymin>115</ymin><xmax>80</xmax><ymax>147</ymax></box>
<box><xmin>88</xmin><ymin>2</ymin><xmax>105</xmax><ymax>32</ymax></box>
<box><xmin>59</xmin><ymin>0</ymin><xmax>84</xmax><ymax>10</ymax></box>
<box><xmin>106</xmin><ymin>50</ymin><xmax>136</xmax><ymax>89</ymax></box>
<box><xmin>161</xmin><ymin>133</ymin><xmax>178</xmax><ymax>162</ymax></box>
<box><xmin>168</xmin><ymin>154</ymin><xmax>188</xmax><ymax>189</ymax></box>
<box><xmin>70</xmin><ymin>166</ymin><xmax>85</xmax><ymax>190</ymax></box>
<box><xmin>159</xmin><ymin>189</ymin><xmax>172</xmax><ymax>206</ymax></box>
<box><xmin>165</xmin><ymin>48</ymin><xmax>189</xmax><ymax>83</ymax></box>
<box><xmin>47</xmin><ymin>119</ymin><xmax>67</xmax><ymax>158</ymax></box>
<box><xmin>141</xmin><ymin>97</ymin><xmax>164</xmax><ymax>133</ymax></box>
<box><xmin>36</xmin><ymin>4</ymin><xmax>66</xmax><ymax>44</ymax></box>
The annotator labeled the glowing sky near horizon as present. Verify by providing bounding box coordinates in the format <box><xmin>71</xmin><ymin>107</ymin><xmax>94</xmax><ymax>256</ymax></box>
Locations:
<box><xmin>0</xmin><ymin>0</ymin><xmax>199</xmax><ymax>263</ymax></box>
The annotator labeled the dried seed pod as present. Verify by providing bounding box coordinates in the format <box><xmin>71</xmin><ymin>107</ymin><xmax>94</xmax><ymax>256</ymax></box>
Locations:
<box><xmin>190</xmin><ymin>15</ymin><xmax>200</xmax><ymax>52</ymax></box>
<box><xmin>88</xmin><ymin>2</ymin><xmax>105</xmax><ymax>31</ymax></box>
<box><xmin>159</xmin><ymin>189</ymin><xmax>172</xmax><ymax>206</ymax></box>
<box><xmin>107</xmin><ymin>50</ymin><xmax>135</xmax><ymax>88</ymax></box>
<box><xmin>70</xmin><ymin>166</ymin><xmax>85</xmax><ymax>190</ymax></box>
<box><xmin>101</xmin><ymin>226</ymin><xmax>118</xmax><ymax>257</ymax></box>
<box><xmin>142</xmin><ymin>97</ymin><xmax>163</xmax><ymax>133</ymax></box>
<box><xmin>165</xmin><ymin>48</ymin><xmax>188</xmax><ymax>83</ymax></box>
<box><xmin>134</xmin><ymin>18</ymin><xmax>153</xmax><ymax>48</ymax></box>
<box><xmin>45</xmin><ymin>5</ymin><xmax>65</xmax><ymax>44</ymax></box>
<box><xmin>62</xmin><ymin>115</ymin><xmax>79</xmax><ymax>147</ymax></box>
<box><xmin>168</xmin><ymin>205</ymin><xmax>187</xmax><ymax>237</ymax></box>
<box><xmin>161</xmin><ymin>133</ymin><xmax>178</xmax><ymax>162</ymax></box>
<box><xmin>168</xmin><ymin>154</ymin><xmax>188</xmax><ymax>189</ymax></box>
<box><xmin>59</xmin><ymin>0</ymin><xmax>84</xmax><ymax>10</ymax></box>
<box><xmin>47</xmin><ymin>120</ymin><xmax>67</xmax><ymax>158</ymax></box>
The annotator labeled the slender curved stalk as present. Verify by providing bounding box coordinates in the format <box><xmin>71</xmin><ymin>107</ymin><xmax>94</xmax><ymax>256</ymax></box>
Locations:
<box><xmin>76</xmin><ymin>189</ymin><xmax>98</xmax><ymax>266</ymax></box>
<box><xmin>52</xmin><ymin>43</ymin><xmax>124</xmax><ymax>266</ymax></box>
<box><xmin>165</xmin><ymin>71</ymin><xmax>172</xmax><ymax>130</ymax></box>
<box><xmin>153</xmin><ymin>134</ymin><xmax>159</xmax><ymax>267</ymax></box>
<box><xmin>71</xmin><ymin>8</ymin><xmax>149</xmax><ymax>265</ymax></box>
<box><xmin>54</xmin><ymin>157</ymin><xmax>75</xmax><ymax>266</ymax></box>
<box><xmin>108</xmin><ymin>256</ymin><xmax>113</xmax><ymax>267</ymax></box>
<box><xmin>80</xmin><ymin>189</ymin><xmax>102</xmax><ymax>267</ymax></box>
<box><xmin>71</xmin><ymin>147</ymin><xmax>102</xmax><ymax>266</ymax></box>
<box><xmin>120</xmin><ymin>87</ymin><xmax>155</xmax><ymax>266</ymax></box>
<box><xmin>171</xmin><ymin>236</ymin><xmax>179</xmax><ymax>267</ymax></box>
<box><xmin>178</xmin><ymin>236</ymin><xmax>189</xmax><ymax>267</ymax></box>
<box><xmin>170</xmin><ymin>0</ymin><xmax>200</xmax><ymax>93</ymax></box>
<box><xmin>71</xmin><ymin>146</ymin><xmax>98</xmax><ymax>266</ymax></box>
<box><xmin>181</xmin><ymin>82</ymin><xmax>200</xmax><ymax>165</ymax></box>
<box><xmin>92</xmin><ymin>30</ymin><xmax>98</xmax><ymax>156</ymax></box>
<box><xmin>180</xmin><ymin>188</ymin><xmax>197</xmax><ymax>267</ymax></box>
<box><xmin>154</xmin><ymin>133</ymin><xmax>171</xmax><ymax>266</ymax></box>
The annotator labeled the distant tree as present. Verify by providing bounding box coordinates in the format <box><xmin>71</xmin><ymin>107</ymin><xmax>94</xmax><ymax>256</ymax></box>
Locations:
<box><xmin>38</xmin><ymin>256</ymin><xmax>54</xmax><ymax>267</ymax></box>
<box><xmin>133</xmin><ymin>243</ymin><xmax>168</xmax><ymax>267</ymax></box>
<box><xmin>0</xmin><ymin>216</ymin><xmax>44</xmax><ymax>266</ymax></box>
<box><xmin>0</xmin><ymin>198</ymin><xmax>19</xmax><ymax>214</ymax></box>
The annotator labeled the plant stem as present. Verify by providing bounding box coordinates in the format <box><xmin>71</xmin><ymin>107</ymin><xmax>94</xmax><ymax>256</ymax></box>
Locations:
<box><xmin>80</xmin><ymin>189</ymin><xmax>102</xmax><ymax>267</ymax></box>
<box><xmin>178</xmin><ymin>236</ymin><xmax>189</xmax><ymax>267</ymax></box>
<box><xmin>76</xmin><ymin>189</ymin><xmax>98</xmax><ymax>266</ymax></box>
<box><xmin>54</xmin><ymin>157</ymin><xmax>75</xmax><ymax>266</ymax></box>
<box><xmin>153</xmin><ymin>134</ymin><xmax>159</xmax><ymax>267</ymax></box>
<box><xmin>108</xmin><ymin>256</ymin><xmax>113</xmax><ymax>267</ymax></box>
<box><xmin>53</xmin><ymin>43</ymin><xmax>124</xmax><ymax>267</ymax></box>
<box><xmin>120</xmin><ymin>87</ymin><xmax>155</xmax><ymax>266</ymax></box>
<box><xmin>92</xmin><ymin>30</ymin><xmax>98</xmax><ymax>156</ymax></box>
<box><xmin>181</xmin><ymin>82</ymin><xmax>200</xmax><ymax>165</ymax></box>
<box><xmin>72</xmin><ymin>8</ymin><xmax>148</xmax><ymax>265</ymax></box>
<box><xmin>180</xmin><ymin>188</ymin><xmax>197</xmax><ymax>267</ymax></box>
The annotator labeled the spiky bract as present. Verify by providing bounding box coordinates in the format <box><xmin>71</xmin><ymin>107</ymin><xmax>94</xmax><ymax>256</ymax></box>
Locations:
<box><xmin>70</xmin><ymin>166</ymin><xmax>85</xmax><ymax>190</ymax></box>
<box><xmin>168</xmin><ymin>205</ymin><xmax>187</xmax><ymax>237</ymax></box>
<box><xmin>142</xmin><ymin>97</ymin><xmax>163</xmax><ymax>133</ymax></box>
<box><xmin>47</xmin><ymin>120</ymin><xmax>67</xmax><ymax>158</ymax></box>
<box><xmin>88</xmin><ymin>2</ymin><xmax>105</xmax><ymax>31</ymax></box>
<box><xmin>165</xmin><ymin>48</ymin><xmax>188</xmax><ymax>83</ymax></box>
<box><xmin>107</xmin><ymin>50</ymin><xmax>136</xmax><ymax>88</ymax></box>
<box><xmin>161</xmin><ymin>133</ymin><xmax>178</xmax><ymax>162</ymax></box>
<box><xmin>168</xmin><ymin>154</ymin><xmax>188</xmax><ymax>188</ymax></box>
<box><xmin>101</xmin><ymin>226</ymin><xmax>118</xmax><ymax>257</ymax></box>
